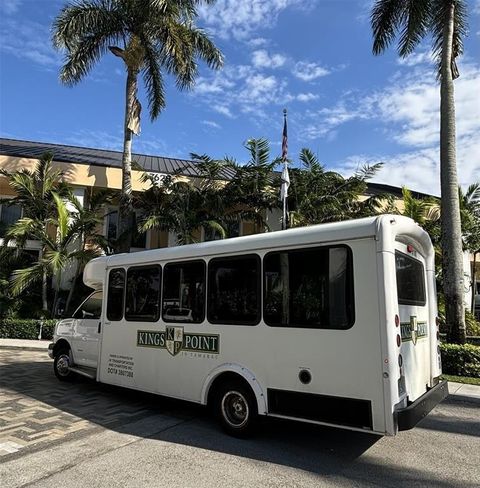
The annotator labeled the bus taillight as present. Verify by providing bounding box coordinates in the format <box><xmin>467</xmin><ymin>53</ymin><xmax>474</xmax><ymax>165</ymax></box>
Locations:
<box><xmin>395</xmin><ymin>314</ymin><xmax>400</xmax><ymax>327</ymax></box>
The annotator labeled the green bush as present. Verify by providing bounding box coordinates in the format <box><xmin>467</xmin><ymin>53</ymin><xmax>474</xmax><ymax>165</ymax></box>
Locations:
<box><xmin>0</xmin><ymin>319</ymin><xmax>56</xmax><ymax>340</ymax></box>
<box><xmin>440</xmin><ymin>343</ymin><xmax>480</xmax><ymax>378</ymax></box>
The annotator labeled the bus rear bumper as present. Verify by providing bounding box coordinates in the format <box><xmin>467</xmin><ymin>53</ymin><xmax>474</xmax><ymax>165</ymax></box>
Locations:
<box><xmin>395</xmin><ymin>380</ymin><xmax>449</xmax><ymax>431</ymax></box>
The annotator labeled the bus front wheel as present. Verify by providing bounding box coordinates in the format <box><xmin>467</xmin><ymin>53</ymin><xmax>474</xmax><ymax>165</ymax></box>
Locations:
<box><xmin>214</xmin><ymin>380</ymin><xmax>258</xmax><ymax>437</ymax></box>
<box><xmin>54</xmin><ymin>348</ymin><xmax>74</xmax><ymax>381</ymax></box>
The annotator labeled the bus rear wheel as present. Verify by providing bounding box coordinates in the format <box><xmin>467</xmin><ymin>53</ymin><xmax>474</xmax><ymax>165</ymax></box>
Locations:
<box><xmin>214</xmin><ymin>381</ymin><xmax>257</xmax><ymax>437</ymax></box>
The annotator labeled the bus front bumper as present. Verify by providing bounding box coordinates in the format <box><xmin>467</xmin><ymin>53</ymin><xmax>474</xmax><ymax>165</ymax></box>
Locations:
<box><xmin>48</xmin><ymin>343</ymin><xmax>54</xmax><ymax>359</ymax></box>
<box><xmin>395</xmin><ymin>380</ymin><xmax>449</xmax><ymax>431</ymax></box>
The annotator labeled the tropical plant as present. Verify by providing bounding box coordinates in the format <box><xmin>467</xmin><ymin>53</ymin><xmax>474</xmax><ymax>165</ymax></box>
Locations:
<box><xmin>370</xmin><ymin>0</ymin><xmax>468</xmax><ymax>343</ymax></box>
<box><xmin>6</xmin><ymin>193</ymin><xmax>100</xmax><ymax>316</ymax></box>
<box><xmin>397</xmin><ymin>187</ymin><xmax>441</xmax><ymax>244</ymax></box>
<box><xmin>53</xmin><ymin>0</ymin><xmax>223</xmax><ymax>253</ymax></box>
<box><xmin>222</xmin><ymin>138</ymin><xmax>281</xmax><ymax>233</ymax></box>
<box><xmin>288</xmin><ymin>149</ymin><xmax>384</xmax><ymax>227</ymax></box>
<box><xmin>136</xmin><ymin>172</ymin><xmax>226</xmax><ymax>245</ymax></box>
<box><xmin>0</xmin><ymin>152</ymin><xmax>70</xmax><ymax>313</ymax></box>
<box><xmin>63</xmin><ymin>188</ymin><xmax>114</xmax><ymax>313</ymax></box>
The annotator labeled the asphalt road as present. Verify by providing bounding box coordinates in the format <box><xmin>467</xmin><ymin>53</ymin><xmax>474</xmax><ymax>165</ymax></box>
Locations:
<box><xmin>0</xmin><ymin>350</ymin><xmax>479</xmax><ymax>488</ymax></box>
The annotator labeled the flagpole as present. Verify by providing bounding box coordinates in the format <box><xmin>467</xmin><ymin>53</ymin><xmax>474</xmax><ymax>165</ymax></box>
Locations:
<box><xmin>281</xmin><ymin>108</ymin><xmax>289</xmax><ymax>230</ymax></box>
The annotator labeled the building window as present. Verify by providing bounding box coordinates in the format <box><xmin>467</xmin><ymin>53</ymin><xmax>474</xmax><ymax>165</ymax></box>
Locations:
<box><xmin>0</xmin><ymin>203</ymin><xmax>22</xmax><ymax>237</ymax></box>
<box><xmin>162</xmin><ymin>261</ymin><xmax>206</xmax><ymax>323</ymax></box>
<box><xmin>106</xmin><ymin>210</ymin><xmax>146</xmax><ymax>249</ymax></box>
<box><xmin>264</xmin><ymin>246</ymin><xmax>354</xmax><ymax>329</ymax></box>
<box><xmin>208</xmin><ymin>255</ymin><xmax>260</xmax><ymax>325</ymax></box>
<box><xmin>125</xmin><ymin>265</ymin><xmax>161</xmax><ymax>321</ymax></box>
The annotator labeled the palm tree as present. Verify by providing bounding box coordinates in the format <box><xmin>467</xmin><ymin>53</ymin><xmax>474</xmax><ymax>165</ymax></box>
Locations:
<box><xmin>136</xmin><ymin>172</ymin><xmax>226</xmax><ymax>245</ymax></box>
<box><xmin>0</xmin><ymin>152</ymin><xmax>70</xmax><ymax>313</ymax></box>
<box><xmin>223</xmin><ymin>138</ymin><xmax>281</xmax><ymax>233</ymax></box>
<box><xmin>63</xmin><ymin>188</ymin><xmax>114</xmax><ymax>313</ymax></box>
<box><xmin>371</xmin><ymin>0</ymin><xmax>468</xmax><ymax>343</ymax></box>
<box><xmin>288</xmin><ymin>149</ymin><xmax>383</xmax><ymax>227</ymax></box>
<box><xmin>53</xmin><ymin>0</ymin><xmax>223</xmax><ymax>253</ymax></box>
<box><xmin>7</xmin><ymin>193</ymin><xmax>100</xmax><ymax>316</ymax></box>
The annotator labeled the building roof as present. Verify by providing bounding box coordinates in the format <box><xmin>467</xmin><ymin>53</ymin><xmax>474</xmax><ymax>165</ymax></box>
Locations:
<box><xmin>0</xmin><ymin>137</ymin><xmax>236</xmax><ymax>179</ymax></box>
<box><xmin>0</xmin><ymin>137</ymin><xmax>437</xmax><ymax>198</ymax></box>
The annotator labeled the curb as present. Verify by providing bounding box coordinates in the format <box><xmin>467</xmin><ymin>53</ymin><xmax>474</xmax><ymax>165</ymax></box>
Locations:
<box><xmin>0</xmin><ymin>345</ymin><xmax>49</xmax><ymax>351</ymax></box>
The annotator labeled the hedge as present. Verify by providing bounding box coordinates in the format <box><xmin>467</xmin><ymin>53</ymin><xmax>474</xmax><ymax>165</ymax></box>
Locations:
<box><xmin>440</xmin><ymin>343</ymin><xmax>480</xmax><ymax>378</ymax></box>
<box><xmin>0</xmin><ymin>319</ymin><xmax>56</xmax><ymax>340</ymax></box>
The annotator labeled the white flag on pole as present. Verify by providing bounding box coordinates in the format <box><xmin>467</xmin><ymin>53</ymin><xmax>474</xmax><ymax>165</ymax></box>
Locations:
<box><xmin>280</xmin><ymin>162</ymin><xmax>290</xmax><ymax>200</ymax></box>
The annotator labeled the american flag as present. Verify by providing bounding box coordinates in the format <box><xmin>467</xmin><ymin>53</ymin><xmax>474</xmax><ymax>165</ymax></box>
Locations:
<box><xmin>282</xmin><ymin>109</ymin><xmax>288</xmax><ymax>161</ymax></box>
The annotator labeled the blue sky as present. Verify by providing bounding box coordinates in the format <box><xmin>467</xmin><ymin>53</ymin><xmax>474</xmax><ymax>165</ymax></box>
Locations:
<box><xmin>0</xmin><ymin>0</ymin><xmax>479</xmax><ymax>195</ymax></box>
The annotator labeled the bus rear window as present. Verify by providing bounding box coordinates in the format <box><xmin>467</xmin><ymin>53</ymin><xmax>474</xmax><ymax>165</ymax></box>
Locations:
<box><xmin>395</xmin><ymin>251</ymin><xmax>426</xmax><ymax>306</ymax></box>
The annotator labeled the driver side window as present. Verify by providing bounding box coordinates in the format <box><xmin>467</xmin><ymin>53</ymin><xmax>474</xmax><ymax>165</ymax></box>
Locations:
<box><xmin>73</xmin><ymin>292</ymin><xmax>103</xmax><ymax>320</ymax></box>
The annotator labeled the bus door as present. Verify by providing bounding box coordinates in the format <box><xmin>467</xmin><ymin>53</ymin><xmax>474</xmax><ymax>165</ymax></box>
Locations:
<box><xmin>395</xmin><ymin>243</ymin><xmax>431</xmax><ymax>402</ymax></box>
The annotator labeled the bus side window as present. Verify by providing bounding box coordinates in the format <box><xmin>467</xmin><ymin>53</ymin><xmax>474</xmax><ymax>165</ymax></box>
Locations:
<box><xmin>207</xmin><ymin>255</ymin><xmax>260</xmax><ymax>325</ymax></box>
<box><xmin>107</xmin><ymin>268</ymin><xmax>125</xmax><ymax>321</ymax></box>
<box><xmin>125</xmin><ymin>265</ymin><xmax>161</xmax><ymax>322</ymax></box>
<box><xmin>162</xmin><ymin>260</ymin><xmax>206</xmax><ymax>323</ymax></box>
<box><xmin>264</xmin><ymin>246</ymin><xmax>354</xmax><ymax>329</ymax></box>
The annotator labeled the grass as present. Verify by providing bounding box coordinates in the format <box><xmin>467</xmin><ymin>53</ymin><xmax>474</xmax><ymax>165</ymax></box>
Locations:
<box><xmin>441</xmin><ymin>374</ymin><xmax>480</xmax><ymax>386</ymax></box>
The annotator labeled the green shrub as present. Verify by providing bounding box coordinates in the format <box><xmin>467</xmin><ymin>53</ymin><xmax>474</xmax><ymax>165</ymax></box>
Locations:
<box><xmin>440</xmin><ymin>343</ymin><xmax>480</xmax><ymax>378</ymax></box>
<box><xmin>0</xmin><ymin>319</ymin><xmax>56</xmax><ymax>340</ymax></box>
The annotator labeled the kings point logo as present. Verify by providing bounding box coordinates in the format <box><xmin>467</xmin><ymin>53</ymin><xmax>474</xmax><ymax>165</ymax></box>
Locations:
<box><xmin>137</xmin><ymin>327</ymin><xmax>219</xmax><ymax>356</ymax></box>
<box><xmin>400</xmin><ymin>316</ymin><xmax>428</xmax><ymax>345</ymax></box>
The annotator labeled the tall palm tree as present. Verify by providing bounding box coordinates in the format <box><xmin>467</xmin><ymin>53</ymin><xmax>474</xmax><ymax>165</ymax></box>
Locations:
<box><xmin>371</xmin><ymin>0</ymin><xmax>468</xmax><ymax>343</ymax></box>
<box><xmin>53</xmin><ymin>0</ymin><xmax>223</xmax><ymax>253</ymax></box>
<box><xmin>0</xmin><ymin>152</ymin><xmax>70</xmax><ymax>313</ymax></box>
<box><xmin>7</xmin><ymin>193</ymin><xmax>99</xmax><ymax>316</ymax></box>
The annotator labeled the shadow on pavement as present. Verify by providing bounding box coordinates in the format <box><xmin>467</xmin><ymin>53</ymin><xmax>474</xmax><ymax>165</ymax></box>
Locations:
<box><xmin>1</xmin><ymin>357</ymin><xmax>477</xmax><ymax>488</ymax></box>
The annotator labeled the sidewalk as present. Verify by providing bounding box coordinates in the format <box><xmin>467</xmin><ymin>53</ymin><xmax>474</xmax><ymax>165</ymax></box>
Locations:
<box><xmin>0</xmin><ymin>338</ymin><xmax>50</xmax><ymax>351</ymax></box>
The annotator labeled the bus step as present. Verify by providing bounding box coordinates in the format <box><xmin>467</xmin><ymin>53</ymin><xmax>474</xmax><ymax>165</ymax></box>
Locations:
<box><xmin>69</xmin><ymin>366</ymin><xmax>97</xmax><ymax>380</ymax></box>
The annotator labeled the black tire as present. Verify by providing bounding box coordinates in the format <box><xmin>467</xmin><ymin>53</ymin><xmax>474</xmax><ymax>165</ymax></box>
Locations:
<box><xmin>214</xmin><ymin>380</ymin><xmax>258</xmax><ymax>437</ymax></box>
<box><xmin>53</xmin><ymin>348</ymin><xmax>74</xmax><ymax>381</ymax></box>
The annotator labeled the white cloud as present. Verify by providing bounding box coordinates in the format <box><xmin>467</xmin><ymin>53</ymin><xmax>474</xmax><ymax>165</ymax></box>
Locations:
<box><xmin>252</xmin><ymin>50</ymin><xmax>286</xmax><ymax>69</ymax></box>
<box><xmin>248</xmin><ymin>37</ymin><xmax>268</xmax><ymax>48</ymax></box>
<box><xmin>296</xmin><ymin>92</ymin><xmax>319</xmax><ymax>102</ymax></box>
<box><xmin>474</xmin><ymin>0</ymin><xmax>480</xmax><ymax>15</ymax></box>
<box><xmin>0</xmin><ymin>0</ymin><xmax>22</xmax><ymax>15</ymax></box>
<box><xmin>212</xmin><ymin>105</ymin><xmax>234</xmax><ymax>118</ymax></box>
<box><xmin>202</xmin><ymin>120</ymin><xmax>221</xmax><ymax>129</ymax></box>
<box><xmin>198</xmin><ymin>0</ymin><xmax>303</xmax><ymax>40</ymax></box>
<box><xmin>293</xmin><ymin>61</ymin><xmax>330</xmax><ymax>81</ymax></box>
<box><xmin>328</xmin><ymin>62</ymin><xmax>480</xmax><ymax>195</ymax></box>
<box><xmin>0</xmin><ymin>18</ymin><xmax>60</xmax><ymax>68</ymax></box>
<box><xmin>397</xmin><ymin>51</ymin><xmax>434</xmax><ymax>67</ymax></box>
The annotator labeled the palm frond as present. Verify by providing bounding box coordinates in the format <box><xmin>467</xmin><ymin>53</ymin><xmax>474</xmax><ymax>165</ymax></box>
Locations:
<box><xmin>371</xmin><ymin>0</ymin><xmax>406</xmax><ymax>55</ymax></box>
<box><xmin>140</xmin><ymin>36</ymin><xmax>166</xmax><ymax>120</ymax></box>
<box><xmin>398</xmin><ymin>0</ymin><xmax>430</xmax><ymax>57</ymax></box>
<box><xmin>10</xmin><ymin>262</ymin><xmax>46</xmax><ymax>296</ymax></box>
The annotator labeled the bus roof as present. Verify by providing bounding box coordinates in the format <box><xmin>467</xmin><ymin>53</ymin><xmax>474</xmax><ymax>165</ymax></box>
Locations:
<box><xmin>83</xmin><ymin>214</ymin><xmax>430</xmax><ymax>288</ymax></box>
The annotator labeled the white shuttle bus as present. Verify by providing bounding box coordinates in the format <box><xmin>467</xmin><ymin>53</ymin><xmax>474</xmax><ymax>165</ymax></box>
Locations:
<box><xmin>49</xmin><ymin>215</ymin><xmax>448</xmax><ymax>436</ymax></box>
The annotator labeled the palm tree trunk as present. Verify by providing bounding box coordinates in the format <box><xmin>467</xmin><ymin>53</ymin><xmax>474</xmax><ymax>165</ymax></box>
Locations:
<box><xmin>440</xmin><ymin>2</ymin><xmax>466</xmax><ymax>344</ymax></box>
<box><xmin>42</xmin><ymin>268</ymin><xmax>48</xmax><ymax>314</ymax></box>
<box><xmin>116</xmin><ymin>68</ymin><xmax>137</xmax><ymax>254</ymax></box>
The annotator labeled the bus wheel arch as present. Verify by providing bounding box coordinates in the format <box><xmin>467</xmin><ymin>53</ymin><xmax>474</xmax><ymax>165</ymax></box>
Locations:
<box><xmin>204</xmin><ymin>366</ymin><xmax>267</xmax><ymax>417</ymax></box>
<box><xmin>206</xmin><ymin>369</ymin><xmax>263</xmax><ymax>437</ymax></box>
